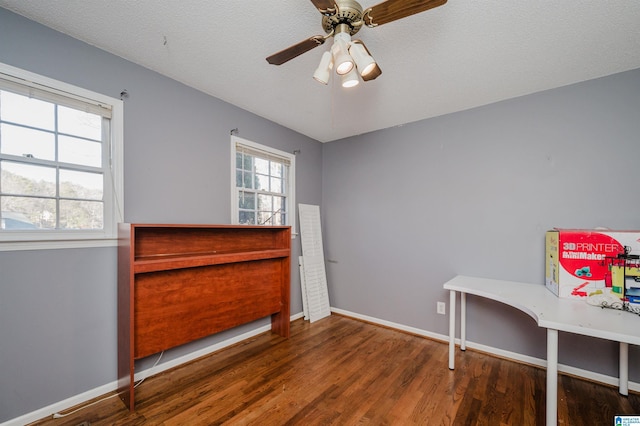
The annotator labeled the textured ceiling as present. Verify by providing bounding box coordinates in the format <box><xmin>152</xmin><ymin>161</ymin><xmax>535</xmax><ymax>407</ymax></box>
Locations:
<box><xmin>1</xmin><ymin>0</ymin><xmax>640</xmax><ymax>142</ymax></box>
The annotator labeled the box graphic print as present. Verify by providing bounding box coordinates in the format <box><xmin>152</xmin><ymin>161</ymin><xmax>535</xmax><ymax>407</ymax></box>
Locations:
<box><xmin>545</xmin><ymin>229</ymin><xmax>640</xmax><ymax>299</ymax></box>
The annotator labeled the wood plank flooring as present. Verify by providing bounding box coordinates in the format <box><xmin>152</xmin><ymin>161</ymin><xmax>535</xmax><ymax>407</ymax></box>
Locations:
<box><xmin>30</xmin><ymin>315</ymin><xmax>639</xmax><ymax>425</ymax></box>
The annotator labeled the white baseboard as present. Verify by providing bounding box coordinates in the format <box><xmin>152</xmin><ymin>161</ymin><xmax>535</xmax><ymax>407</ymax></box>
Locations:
<box><xmin>1</xmin><ymin>380</ymin><xmax>120</xmax><ymax>426</ymax></box>
<box><xmin>1</xmin><ymin>312</ymin><xmax>305</xmax><ymax>426</ymax></box>
<box><xmin>330</xmin><ymin>307</ymin><xmax>448</xmax><ymax>341</ymax></box>
<box><xmin>331</xmin><ymin>307</ymin><xmax>640</xmax><ymax>393</ymax></box>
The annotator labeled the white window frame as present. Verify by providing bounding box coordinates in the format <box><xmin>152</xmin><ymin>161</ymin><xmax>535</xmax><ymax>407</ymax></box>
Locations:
<box><xmin>230</xmin><ymin>136</ymin><xmax>296</xmax><ymax>237</ymax></box>
<box><xmin>0</xmin><ymin>62</ymin><xmax>124</xmax><ymax>251</ymax></box>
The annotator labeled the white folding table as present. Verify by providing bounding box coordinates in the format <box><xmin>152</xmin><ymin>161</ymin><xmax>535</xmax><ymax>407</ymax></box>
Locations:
<box><xmin>444</xmin><ymin>275</ymin><xmax>640</xmax><ymax>426</ymax></box>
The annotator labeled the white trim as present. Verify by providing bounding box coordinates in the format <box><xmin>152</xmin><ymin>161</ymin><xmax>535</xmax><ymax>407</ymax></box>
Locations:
<box><xmin>330</xmin><ymin>307</ymin><xmax>640</xmax><ymax>393</ymax></box>
<box><xmin>0</xmin><ymin>76</ymin><xmax>112</xmax><ymax>118</ymax></box>
<box><xmin>230</xmin><ymin>137</ymin><xmax>236</xmax><ymax>222</ymax></box>
<box><xmin>0</xmin><ymin>65</ymin><xmax>113</xmax><ymax>117</ymax></box>
<box><xmin>230</xmin><ymin>136</ymin><xmax>296</xmax><ymax>236</ymax></box>
<box><xmin>1</xmin><ymin>311</ymin><xmax>305</xmax><ymax>426</ymax></box>
<box><xmin>0</xmin><ymin>238</ymin><xmax>117</xmax><ymax>251</ymax></box>
<box><xmin>330</xmin><ymin>307</ymin><xmax>451</xmax><ymax>342</ymax></box>
<box><xmin>0</xmin><ymin>381</ymin><xmax>119</xmax><ymax>426</ymax></box>
<box><xmin>0</xmin><ymin>62</ymin><xmax>124</xmax><ymax>250</ymax></box>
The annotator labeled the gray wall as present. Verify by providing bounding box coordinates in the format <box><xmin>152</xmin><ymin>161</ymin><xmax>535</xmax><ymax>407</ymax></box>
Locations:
<box><xmin>2</xmin><ymin>5</ymin><xmax>640</xmax><ymax>424</ymax></box>
<box><xmin>0</xmin><ymin>9</ymin><xmax>323</xmax><ymax>422</ymax></box>
<box><xmin>322</xmin><ymin>67</ymin><xmax>640</xmax><ymax>380</ymax></box>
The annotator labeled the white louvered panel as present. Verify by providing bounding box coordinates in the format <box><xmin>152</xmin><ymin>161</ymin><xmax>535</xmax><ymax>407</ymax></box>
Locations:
<box><xmin>299</xmin><ymin>256</ymin><xmax>309</xmax><ymax>321</ymax></box>
<box><xmin>298</xmin><ymin>204</ymin><xmax>331</xmax><ymax>323</ymax></box>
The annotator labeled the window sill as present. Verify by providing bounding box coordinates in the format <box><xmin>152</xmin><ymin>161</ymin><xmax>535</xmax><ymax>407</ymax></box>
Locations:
<box><xmin>0</xmin><ymin>238</ymin><xmax>118</xmax><ymax>251</ymax></box>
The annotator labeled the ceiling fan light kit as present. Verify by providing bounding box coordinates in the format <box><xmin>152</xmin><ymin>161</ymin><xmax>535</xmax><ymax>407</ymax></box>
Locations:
<box><xmin>341</xmin><ymin>66</ymin><xmax>361</xmax><ymax>88</ymax></box>
<box><xmin>332</xmin><ymin>32</ymin><xmax>355</xmax><ymax>75</ymax></box>
<box><xmin>313</xmin><ymin>51</ymin><xmax>334</xmax><ymax>84</ymax></box>
<box><xmin>349</xmin><ymin>40</ymin><xmax>380</xmax><ymax>80</ymax></box>
<box><xmin>266</xmin><ymin>0</ymin><xmax>447</xmax><ymax>88</ymax></box>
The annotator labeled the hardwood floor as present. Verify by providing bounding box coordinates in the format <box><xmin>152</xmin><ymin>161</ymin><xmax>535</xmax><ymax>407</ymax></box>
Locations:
<box><xmin>31</xmin><ymin>315</ymin><xmax>639</xmax><ymax>425</ymax></box>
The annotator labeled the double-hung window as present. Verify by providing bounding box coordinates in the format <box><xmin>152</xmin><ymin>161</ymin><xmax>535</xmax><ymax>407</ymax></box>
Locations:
<box><xmin>0</xmin><ymin>63</ymin><xmax>123</xmax><ymax>250</ymax></box>
<box><xmin>231</xmin><ymin>136</ymin><xmax>295</xmax><ymax>234</ymax></box>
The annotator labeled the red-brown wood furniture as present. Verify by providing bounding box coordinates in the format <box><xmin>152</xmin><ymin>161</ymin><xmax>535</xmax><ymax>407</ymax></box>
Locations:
<box><xmin>117</xmin><ymin>224</ymin><xmax>291</xmax><ymax>410</ymax></box>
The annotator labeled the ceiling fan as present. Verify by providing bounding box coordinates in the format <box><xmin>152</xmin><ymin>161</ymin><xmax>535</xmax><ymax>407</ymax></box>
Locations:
<box><xmin>266</xmin><ymin>0</ymin><xmax>447</xmax><ymax>87</ymax></box>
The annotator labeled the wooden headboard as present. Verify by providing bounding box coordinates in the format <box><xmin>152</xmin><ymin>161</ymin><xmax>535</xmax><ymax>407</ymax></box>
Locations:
<box><xmin>117</xmin><ymin>224</ymin><xmax>291</xmax><ymax>410</ymax></box>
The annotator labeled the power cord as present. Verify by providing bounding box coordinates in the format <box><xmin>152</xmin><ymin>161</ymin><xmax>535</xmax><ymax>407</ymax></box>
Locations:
<box><xmin>134</xmin><ymin>350</ymin><xmax>163</xmax><ymax>389</ymax></box>
<box><xmin>52</xmin><ymin>393</ymin><xmax>118</xmax><ymax>419</ymax></box>
<box><xmin>52</xmin><ymin>351</ymin><xmax>164</xmax><ymax>419</ymax></box>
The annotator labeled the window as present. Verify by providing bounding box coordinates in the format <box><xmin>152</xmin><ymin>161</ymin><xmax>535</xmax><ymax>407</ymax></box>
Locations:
<box><xmin>0</xmin><ymin>63</ymin><xmax>123</xmax><ymax>250</ymax></box>
<box><xmin>231</xmin><ymin>136</ymin><xmax>295</xmax><ymax>234</ymax></box>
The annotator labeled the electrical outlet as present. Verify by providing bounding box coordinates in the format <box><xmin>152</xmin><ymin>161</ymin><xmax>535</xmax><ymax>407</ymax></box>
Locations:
<box><xmin>437</xmin><ymin>301</ymin><xmax>446</xmax><ymax>315</ymax></box>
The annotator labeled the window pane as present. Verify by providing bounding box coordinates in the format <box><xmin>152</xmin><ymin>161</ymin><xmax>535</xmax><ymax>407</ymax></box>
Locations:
<box><xmin>270</xmin><ymin>162</ymin><xmax>282</xmax><ymax>178</ymax></box>
<box><xmin>272</xmin><ymin>212</ymin><xmax>285</xmax><ymax>226</ymax></box>
<box><xmin>1</xmin><ymin>161</ymin><xmax>56</xmax><ymax>196</ymax></box>
<box><xmin>1</xmin><ymin>196</ymin><xmax>56</xmax><ymax>229</ymax></box>
<box><xmin>270</xmin><ymin>177</ymin><xmax>283</xmax><ymax>194</ymax></box>
<box><xmin>273</xmin><ymin>196</ymin><xmax>284</xmax><ymax>212</ymax></box>
<box><xmin>255</xmin><ymin>157</ymin><xmax>269</xmax><ymax>174</ymax></box>
<box><xmin>257</xmin><ymin>194</ymin><xmax>272</xmax><ymax>211</ymax></box>
<box><xmin>258</xmin><ymin>211</ymin><xmax>282</xmax><ymax>225</ymax></box>
<box><xmin>238</xmin><ymin>191</ymin><xmax>255</xmax><ymax>209</ymax></box>
<box><xmin>233</xmin><ymin>141</ymin><xmax>293</xmax><ymax>229</ymax></box>
<box><xmin>255</xmin><ymin>174</ymin><xmax>269</xmax><ymax>191</ymax></box>
<box><xmin>0</xmin><ymin>91</ymin><xmax>55</xmax><ymax>130</ymax></box>
<box><xmin>258</xmin><ymin>211</ymin><xmax>272</xmax><ymax>225</ymax></box>
<box><xmin>0</xmin><ymin>67</ymin><xmax>121</xmax><ymax>241</ymax></box>
<box><xmin>239</xmin><ymin>211</ymin><xmax>255</xmax><ymax>225</ymax></box>
<box><xmin>59</xmin><ymin>169</ymin><xmax>103</xmax><ymax>200</ymax></box>
<box><xmin>243</xmin><ymin>154</ymin><xmax>252</xmax><ymax>171</ymax></box>
<box><xmin>60</xmin><ymin>199</ymin><xmax>103</xmax><ymax>229</ymax></box>
<box><xmin>57</xmin><ymin>106</ymin><xmax>102</xmax><ymax>140</ymax></box>
<box><xmin>0</xmin><ymin>206</ymin><xmax>38</xmax><ymax>229</ymax></box>
<box><xmin>58</xmin><ymin>135</ymin><xmax>102</xmax><ymax>167</ymax></box>
<box><xmin>0</xmin><ymin>123</ymin><xmax>55</xmax><ymax>160</ymax></box>
<box><xmin>243</xmin><ymin>171</ymin><xmax>253</xmax><ymax>189</ymax></box>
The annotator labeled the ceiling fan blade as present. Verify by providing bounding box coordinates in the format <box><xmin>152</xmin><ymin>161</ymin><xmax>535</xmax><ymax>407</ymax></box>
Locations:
<box><xmin>309</xmin><ymin>0</ymin><xmax>338</xmax><ymax>15</ymax></box>
<box><xmin>266</xmin><ymin>36</ymin><xmax>326</xmax><ymax>65</ymax></box>
<box><xmin>364</xmin><ymin>0</ymin><xmax>447</xmax><ymax>27</ymax></box>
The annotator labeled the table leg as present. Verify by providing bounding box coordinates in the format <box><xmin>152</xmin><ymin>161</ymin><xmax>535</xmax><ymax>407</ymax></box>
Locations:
<box><xmin>546</xmin><ymin>329</ymin><xmax>558</xmax><ymax>426</ymax></box>
<box><xmin>620</xmin><ymin>342</ymin><xmax>629</xmax><ymax>396</ymax></box>
<box><xmin>449</xmin><ymin>289</ymin><xmax>456</xmax><ymax>370</ymax></box>
<box><xmin>460</xmin><ymin>292</ymin><xmax>466</xmax><ymax>351</ymax></box>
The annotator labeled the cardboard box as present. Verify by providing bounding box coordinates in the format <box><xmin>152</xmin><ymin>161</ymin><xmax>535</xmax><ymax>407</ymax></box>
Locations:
<box><xmin>545</xmin><ymin>229</ymin><xmax>640</xmax><ymax>299</ymax></box>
